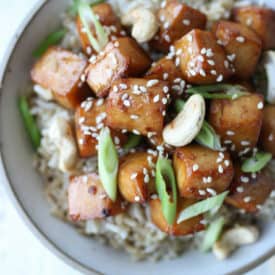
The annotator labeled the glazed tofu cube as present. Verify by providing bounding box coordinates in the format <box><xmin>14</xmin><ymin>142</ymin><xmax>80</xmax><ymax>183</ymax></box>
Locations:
<box><xmin>106</xmin><ymin>78</ymin><xmax>169</xmax><ymax>136</ymax></box>
<box><xmin>145</xmin><ymin>57</ymin><xmax>185</xmax><ymax>96</ymax></box>
<box><xmin>118</xmin><ymin>152</ymin><xmax>157</xmax><ymax>203</ymax></box>
<box><xmin>213</xmin><ymin>20</ymin><xmax>262</xmax><ymax>79</ymax></box>
<box><xmin>225</xmin><ymin>166</ymin><xmax>273</xmax><ymax>213</ymax></box>
<box><xmin>76</xmin><ymin>3</ymin><xmax>125</xmax><ymax>55</ymax></box>
<box><xmin>209</xmin><ymin>93</ymin><xmax>264</xmax><ymax>154</ymax></box>
<box><xmin>149</xmin><ymin>198</ymin><xmax>205</xmax><ymax>236</ymax></box>
<box><xmin>233</xmin><ymin>6</ymin><xmax>275</xmax><ymax>50</ymax></box>
<box><xmin>75</xmin><ymin>98</ymin><xmax>127</xmax><ymax>158</ymax></box>
<box><xmin>174</xmin><ymin>30</ymin><xmax>233</xmax><ymax>85</ymax></box>
<box><xmin>86</xmin><ymin>37</ymin><xmax>151</xmax><ymax>97</ymax></box>
<box><xmin>260</xmin><ymin>105</ymin><xmax>275</xmax><ymax>156</ymax></box>
<box><xmin>68</xmin><ymin>173</ymin><xmax>125</xmax><ymax>221</ymax></box>
<box><xmin>151</xmin><ymin>1</ymin><xmax>207</xmax><ymax>53</ymax></box>
<box><xmin>173</xmin><ymin>145</ymin><xmax>234</xmax><ymax>199</ymax></box>
<box><xmin>31</xmin><ymin>47</ymin><xmax>91</xmax><ymax>109</ymax></box>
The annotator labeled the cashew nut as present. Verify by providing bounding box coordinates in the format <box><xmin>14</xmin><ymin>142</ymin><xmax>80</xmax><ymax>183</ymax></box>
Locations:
<box><xmin>163</xmin><ymin>94</ymin><xmax>206</xmax><ymax>147</ymax></box>
<box><xmin>48</xmin><ymin>116</ymin><xmax>77</xmax><ymax>172</ymax></box>
<box><xmin>213</xmin><ymin>225</ymin><xmax>259</xmax><ymax>260</ymax></box>
<box><xmin>121</xmin><ymin>7</ymin><xmax>159</xmax><ymax>43</ymax></box>
<box><xmin>263</xmin><ymin>51</ymin><xmax>275</xmax><ymax>104</ymax></box>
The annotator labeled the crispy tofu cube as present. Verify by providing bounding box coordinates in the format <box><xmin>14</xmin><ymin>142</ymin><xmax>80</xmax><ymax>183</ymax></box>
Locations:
<box><xmin>225</xmin><ymin>166</ymin><xmax>273</xmax><ymax>213</ymax></box>
<box><xmin>106</xmin><ymin>78</ymin><xmax>169</xmax><ymax>136</ymax></box>
<box><xmin>151</xmin><ymin>1</ymin><xmax>207</xmax><ymax>53</ymax></box>
<box><xmin>75</xmin><ymin>98</ymin><xmax>127</xmax><ymax>158</ymax></box>
<box><xmin>85</xmin><ymin>37</ymin><xmax>151</xmax><ymax>97</ymax></box>
<box><xmin>31</xmin><ymin>47</ymin><xmax>91</xmax><ymax>109</ymax></box>
<box><xmin>149</xmin><ymin>198</ymin><xmax>205</xmax><ymax>236</ymax></box>
<box><xmin>173</xmin><ymin>145</ymin><xmax>234</xmax><ymax>199</ymax></box>
<box><xmin>213</xmin><ymin>20</ymin><xmax>262</xmax><ymax>79</ymax></box>
<box><xmin>174</xmin><ymin>30</ymin><xmax>233</xmax><ymax>85</ymax></box>
<box><xmin>260</xmin><ymin>105</ymin><xmax>275</xmax><ymax>156</ymax></box>
<box><xmin>145</xmin><ymin>57</ymin><xmax>185</xmax><ymax>96</ymax></box>
<box><xmin>233</xmin><ymin>6</ymin><xmax>275</xmax><ymax>50</ymax></box>
<box><xmin>76</xmin><ymin>3</ymin><xmax>125</xmax><ymax>55</ymax></box>
<box><xmin>68</xmin><ymin>173</ymin><xmax>125</xmax><ymax>221</ymax></box>
<box><xmin>209</xmin><ymin>93</ymin><xmax>264</xmax><ymax>154</ymax></box>
<box><xmin>118</xmin><ymin>152</ymin><xmax>157</xmax><ymax>203</ymax></box>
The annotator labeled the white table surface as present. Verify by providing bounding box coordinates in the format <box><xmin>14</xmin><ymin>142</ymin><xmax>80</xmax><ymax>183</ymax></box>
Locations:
<box><xmin>0</xmin><ymin>1</ymin><xmax>274</xmax><ymax>274</ymax></box>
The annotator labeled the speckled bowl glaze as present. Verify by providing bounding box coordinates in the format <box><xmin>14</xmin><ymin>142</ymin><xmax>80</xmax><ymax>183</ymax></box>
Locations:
<box><xmin>0</xmin><ymin>0</ymin><xmax>275</xmax><ymax>274</ymax></box>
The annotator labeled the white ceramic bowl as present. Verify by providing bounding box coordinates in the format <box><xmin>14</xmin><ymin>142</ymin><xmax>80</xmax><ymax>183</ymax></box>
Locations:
<box><xmin>0</xmin><ymin>1</ymin><xmax>275</xmax><ymax>274</ymax></box>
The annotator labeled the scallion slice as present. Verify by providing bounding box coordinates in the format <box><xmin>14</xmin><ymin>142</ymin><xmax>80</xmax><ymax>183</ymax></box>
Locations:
<box><xmin>69</xmin><ymin>0</ymin><xmax>105</xmax><ymax>16</ymax></box>
<box><xmin>78</xmin><ymin>1</ymin><xmax>108</xmax><ymax>53</ymax></box>
<box><xmin>33</xmin><ymin>29</ymin><xmax>66</xmax><ymax>58</ymax></box>
<box><xmin>196</xmin><ymin>121</ymin><xmax>222</xmax><ymax>151</ymax></box>
<box><xmin>177</xmin><ymin>191</ymin><xmax>229</xmax><ymax>224</ymax></box>
<box><xmin>241</xmin><ymin>151</ymin><xmax>272</xmax><ymax>173</ymax></box>
<box><xmin>174</xmin><ymin>99</ymin><xmax>185</xmax><ymax>113</ymax></box>
<box><xmin>123</xmin><ymin>133</ymin><xmax>142</xmax><ymax>150</ymax></box>
<box><xmin>18</xmin><ymin>96</ymin><xmax>41</xmax><ymax>149</ymax></box>
<box><xmin>201</xmin><ymin>217</ymin><xmax>225</xmax><ymax>252</ymax></box>
<box><xmin>187</xmin><ymin>84</ymin><xmax>248</xmax><ymax>100</ymax></box>
<box><xmin>155</xmin><ymin>157</ymin><xmax>177</xmax><ymax>225</ymax></box>
<box><xmin>98</xmin><ymin>127</ymin><xmax>118</xmax><ymax>201</ymax></box>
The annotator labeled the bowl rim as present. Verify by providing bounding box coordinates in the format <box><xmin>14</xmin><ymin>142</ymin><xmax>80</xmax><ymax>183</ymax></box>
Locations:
<box><xmin>0</xmin><ymin>1</ymin><xmax>274</xmax><ymax>274</ymax></box>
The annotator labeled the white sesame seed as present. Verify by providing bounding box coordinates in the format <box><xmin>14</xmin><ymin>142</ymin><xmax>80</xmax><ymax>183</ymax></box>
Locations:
<box><xmin>175</xmin><ymin>57</ymin><xmax>180</xmax><ymax>67</ymax></box>
<box><xmin>216</xmin><ymin>74</ymin><xmax>223</xmax><ymax>82</ymax></box>
<box><xmin>163</xmin><ymin>21</ymin><xmax>170</xmax><ymax>29</ymax></box>
<box><xmin>144</xmin><ymin>174</ymin><xmax>150</xmax><ymax>183</ymax></box>
<box><xmin>163</xmin><ymin>73</ymin><xmax>169</xmax><ymax>80</ymax></box>
<box><xmin>96</xmin><ymin>98</ymin><xmax>104</xmax><ymax>106</ymax></box>
<box><xmin>251</xmin><ymin>172</ymin><xmax>257</xmax><ymax>179</ymax></box>
<box><xmin>236</xmin><ymin>36</ymin><xmax>245</xmax><ymax>43</ymax></box>
<box><xmin>162</xmin><ymin>98</ymin><xmax>168</xmax><ymax>104</ymax></box>
<box><xmin>224</xmin><ymin>160</ymin><xmax>230</xmax><ymax>167</ymax></box>
<box><xmin>192</xmin><ymin>164</ymin><xmax>199</xmax><ymax>172</ymax></box>
<box><xmin>163</xmin><ymin>86</ymin><xmax>169</xmax><ymax>94</ymax></box>
<box><xmin>79</xmin><ymin>117</ymin><xmax>85</xmax><ymax>124</ymax></box>
<box><xmin>114</xmin><ymin>136</ymin><xmax>120</xmax><ymax>145</ymax></box>
<box><xmin>153</xmin><ymin>94</ymin><xmax>160</xmax><ymax>103</ymax></box>
<box><xmin>123</xmin><ymin>100</ymin><xmax>131</xmax><ymax>107</ymax></box>
<box><xmin>244</xmin><ymin>196</ymin><xmax>251</xmax><ymax>203</ymax></box>
<box><xmin>134</xmin><ymin>196</ymin><xmax>141</xmax><ymax>202</ymax></box>
<box><xmin>237</xmin><ymin>186</ymin><xmax>244</xmax><ymax>193</ymax></box>
<box><xmin>201</xmin><ymin>48</ymin><xmax>207</xmax><ymax>55</ymax></box>
<box><xmin>240</xmin><ymin>176</ymin><xmax>250</xmax><ymax>183</ymax></box>
<box><xmin>199</xmin><ymin>69</ymin><xmax>206</xmax><ymax>77</ymax></box>
<box><xmin>150</xmin><ymin>194</ymin><xmax>158</xmax><ymax>200</ymax></box>
<box><xmin>132</xmin><ymin>129</ymin><xmax>140</xmax><ymax>135</ymax></box>
<box><xmin>207</xmin><ymin>60</ymin><xmax>215</xmax><ymax>66</ymax></box>
<box><xmin>210</xmin><ymin>70</ymin><xmax>217</xmax><ymax>76</ymax></box>
<box><xmin>203</xmin><ymin>177</ymin><xmax>208</xmax><ymax>184</ymax></box>
<box><xmin>130</xmin><ymin>115</ymin><xmax>139</xmax><ymax>120</ymax></box>
<box><xmin>147</xmin><ymin>79</ymin><xmax>159</xmax><ymax>87</ymax></box>
<box><xmin>227</xmin><ymin>54</ymin><xmax>236</xmax><ymax>62</ymax></box>
<box><xmin>241</xmin><ymin>140</ymin><xmax>251</xmax><ymax>146</ymax></box>
<box><xmin>162</xmin><ymin>110</ymin><xmax>166</xmax><ymax>116</ymax></box>
<box><xmin>218</xmin><ymin>165</ymin><xmax>224</xmax><ymax>174</ymax></box>
<box><xmin>207</xmin><ymin>176</ymin><xmax>213</xmax><ymax>183</ymax></box>
<box><xmin>198</xmin><ymin>189</ymin><xmax>206</xmax><ymax>196</ymax></box>
<box><xmin>257</xmin><ymin>101</ymin><xmax>264</xmax><ymax>110</ymax></box>
<box><xmin>224</xmin><ymin>140</ymin><xmax>232</xmax><ymax>145</ymax></box>
<box><xmin>207</xmin><ymin>188</ymin><xmax>217</xmax><ymax>196</ymax></box>
<box><xmin>268</xmin><ymin>133</ymin><xmax>274</xmax><ymax>141</ymax></box>
<box><xmin>183</xmin><ymin>19</ymin><xmax>191</xmax><ymax>26</ymax></box>
<box><xmin>226</xmin><ymin>130</ymin><xmax>235</xmax><ymax>136</ymax></box>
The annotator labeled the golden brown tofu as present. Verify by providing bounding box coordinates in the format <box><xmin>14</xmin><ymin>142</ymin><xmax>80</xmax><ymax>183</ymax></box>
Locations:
<box><xmin>173</xmin><ymin>145</ymin><xmax>234</xmax><ymax>199</ymax></box>
<box><xmin>68</xmin><ymin>173</ymin><xmax>125</xmax><ymax>221</ymax></box>
<box><xmin>85</xmin><ymin>37</ymin><xmax>151</xmax><ymax>97</ymax></box>
<box><xmin>75</xmin><ymin>98</ymin><xmax>127</xmax><ymax>158</ymax></box>
<box><xmin>174</xmin><ymin>30</ymin><xmax>233</xmax><ymax>85</ymax></box>
<box><xmin>118</xmin><ymin>152</ymin><xmax>157</xmax><ymax>203</ymax></box>
<box><xmin>151</xmin><ymin>1</ymin><xmax>207</xmax><ymax>53</ymax></box>
<box><xmin>233</xmin><ymin>6</ymin><xmax>275</xmax><ymax>50</ymax></box>
<box><xmin>260</xmin><ymin>105</ymin><xmax>275</xmax><ymax>156</ymax></box>
<box><xmin>76</xmin><ymin>3</ymin><xmax>125</xmax><ymax>55</ymax></box>
<box><xmin>226</xmin><ymin>166</ymin><xmax>273</xmax><ymax>213</ymax></box>
<box><xmin>106</xmin><ymin>78</ymin><xmax>169</xmax><ymax>136</ymax></box>
<box><xmin>150</xmin><ymin>198</ymin><xmax>205</xmax><ymax>236</ymax></box>
<box><xmin>209</xmin><ymin>93</ymin><xmax>264</xmax><ymax>154</ymax></box>
<box><xmin>213</xmin><ymin>20</ymin><xmax>262</xmax><ymax>79</ymax></box>
<box><xmin>31</xmin><ymin>47</ymin><xmax>91</xmax><ymax>109</ymax></box>
<box><xmin>145</xmin><ymin>57</ymin><xmax>185</xmax><ymax>96</ymax></box>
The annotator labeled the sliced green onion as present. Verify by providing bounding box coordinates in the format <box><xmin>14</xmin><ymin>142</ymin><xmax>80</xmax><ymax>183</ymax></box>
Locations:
<box><xmin>174</xmin><ymin>100</ymin><xmax>221</xmax><ymax>151</ymax></box>
<box><xmin>123</xmin><ymin>134</ymin><xmax>142</xmax><ymax>150</ymax></box>
<box><xmin>187</xmin><ymin>84</ymin><xmax>248</xmax><ymax>100</ymax></box>
<box><xmin>98</xmin><ymin>127</ymin><xmax>118</xmax><ymax>201</ymax></box>
<box><xmin>177</xmin><ymin>191</ymin><xmax>229</xmax><ymax>224</ymax></box>
<box><xmin>78</xmin><ymin>1</ymin><xmax>108</xmax><ymax>53</ymax></box>
<box><xmin>33</xmin><ymin>29</ymin><xmax>66</xmax><ymax>58</ymax></box>
<box><xmin>155</xmin><ymin>157</ymin><xmax>177</xmax><ymax>225</ymax></box>
<box><xmin>18</xmin><ymin>96</ymin><xmax>41</xmax><ymax>149</ymax></box>
<box><xmin>196</xmin><ymin>121</ymin><xmax>222</xmax><ymax>151</ymax></box>
<box><xmin>201</xmin><ymin>217</ymin><xmax>225</xmax><ymax>252</ymax></box>
<box><xmin>68</xmin><ymin>0</ymin><xmax>105</xmax><ymax>16</ymax></box>
<box><xmin>174</xmin><ymin>99</ymin><xmax>185</xmax><ymax>113</ymax></box>
<box><xmin>241</xmin><ymin>151</ymin><xmax>272</xmax><ymax>173</ymax></box>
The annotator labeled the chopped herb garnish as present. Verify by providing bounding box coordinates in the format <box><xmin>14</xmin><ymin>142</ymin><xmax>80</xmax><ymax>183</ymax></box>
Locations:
<box><xmin>174</xmin><ymin>99</ymin><xmax>185</xmax><ymax>113</ymax></box>
<box><xmin>187</xmin><ymin>84</ymin><xmax>248</xmax><ymax>100</ymax></box>
<box><xmin>201</xmin><ymin>217</ymin><xmax>225</xmax><ymax>252</ymax></box>
<box><xmin>241</xmin><ymin>151</ymin><xmax>272</xmax><ymax>173</ymax></box>
<box><xmin>123</xmin><ymin>133</ymin><xmax>142</xmax><ymax>150</ymax></box>
<box><xmin>68</xmin><ymin>0</ymin><xmax>105</xmax><ymax>16</ymax></box>
<box><xmin>155</xmin><ymin>157</ymin><xmax>177</xmax><ymax>225</ymax></box>
<box><xmin>33</xmin><ymin>29</ymin><xmax>66</xmax><ymax>58</ymax></box>
<box><xmin>98</xmin><ymin>127</ymin><xmax>118</xmax><ymax>201</ymax></box>
<box><xmin>19</xmin><ymin>96</ymin><xmax>41</xmax><ymax>149</ymax></box>
<box><xmin>177</xmin><ymin>191</ymin><xmax>229</xmax><ymax>224</ymax></box>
